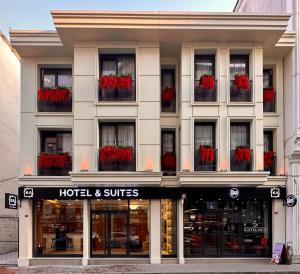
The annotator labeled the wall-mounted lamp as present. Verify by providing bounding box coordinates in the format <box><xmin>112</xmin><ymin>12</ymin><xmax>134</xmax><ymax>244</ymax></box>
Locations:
<box><xmin>182</xmin><ymin>160</ymin><xmax>190</xmax><ymax>172</ymax></box>
<box><xmin>24</xmin><ymin>166</ymin><xmax>33</xmax><ymax>176</ymax></box>
<box><xmin>181</xmin><ymin>193</ymin><xmax>186</xmax><ymax>205</ymax></box>
<box><xmin>80</xmin><ymin>160</ymin><xmax>89</xmax><ymax>172</ymax></box>
<box><xmin>145</xmin><ymin>159</ymin><xmax>153</xmax><ymax>172</ymax></box>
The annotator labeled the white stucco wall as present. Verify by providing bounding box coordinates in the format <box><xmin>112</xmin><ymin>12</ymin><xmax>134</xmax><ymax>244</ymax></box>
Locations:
<box><xmin>0</xmin><ymin>33</ymin><xmax>20</xmax><ymax>216</ymax></box>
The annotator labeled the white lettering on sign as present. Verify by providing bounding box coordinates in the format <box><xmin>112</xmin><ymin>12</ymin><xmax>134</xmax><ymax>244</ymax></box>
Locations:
<box><xmin>59</xmin><ymin>188</ymin><xmax>139</xmax><ymax>198</ymax></box>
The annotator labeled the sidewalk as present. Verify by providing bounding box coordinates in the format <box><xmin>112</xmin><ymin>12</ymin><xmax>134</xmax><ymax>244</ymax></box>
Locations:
<box><xmin>1</xmin><ymin>262</ymin><xmax>300</xmax><ymax>274</ymax></box>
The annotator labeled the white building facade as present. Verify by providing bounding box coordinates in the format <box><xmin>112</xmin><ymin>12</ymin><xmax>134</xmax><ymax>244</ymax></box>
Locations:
<box><xmin>11</xmin><ymin>10</ymin><xmax>294</xmax><ymax>266</ymax></box>
<box><xmin>235</xmin><ymin>0</ymin><xmax>300</xmax><ymax>263</ymax></box>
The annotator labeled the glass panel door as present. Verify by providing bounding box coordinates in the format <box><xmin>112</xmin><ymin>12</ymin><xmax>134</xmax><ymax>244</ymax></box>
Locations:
<box><xmin>110</xmin><ymin>212</ymin><xmax>128</xmax><ymax>255</ymax></box>
<box><xmin>91</xmin><ymin>212</ymin><xmax>108</xmax><ymax>255</ymax></box>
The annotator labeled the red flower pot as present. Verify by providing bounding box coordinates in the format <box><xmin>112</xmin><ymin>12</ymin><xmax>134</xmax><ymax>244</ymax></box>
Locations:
<box><xmin>38</xmin><ymin>153</ymin><xmax>70</xmax><ymax>169</ymax></box>
<box><xmin>263</xmin><ymin>88</ymin><xmax>275</xmax><ymax>103</ymax></box>
<box><xmin>234</xmin><ymin>147</ymin><xmax>251</xmax><ymax>162</ymax></box>
<box><xmin>99</xmin><ymin>75</ymin><xmax>132</xmax><ymax>91</ymax></box>
<box><xmin>264</xmin><ymin>151</ymin><xmax>275</xmax><ymax>169</ymax></box>
<box><xmin>37</xmin><ymin>88</ymin><xmax>70</xmax><ymax>103</ymax></box>
<box><xmin>99</xmin><ymin>146</ymin><xmax>132</xmax><ymax>162</ymax></box>
<box><xmin>199</xmin><ymin>75</ymin><xmax>215</xmax><ymax>90</ymax></box>
<box><xmin>199</xmin><ymin>145</ymin><xmax>215</xmax><ymax>163</ymax></box>
<box><xmin>161</xmin><ymin>152</ymin><xmax>176</xmax><ymax>170</ymax></box>
<box><xmin>162</xmin><ymin>87</ymin><xmax>175</xmax><ymax>103</ymax></box>
<box><xmin>234</xmin><ymin>74</ymin><xmax>250</xmax><ymax>91</ymax></box>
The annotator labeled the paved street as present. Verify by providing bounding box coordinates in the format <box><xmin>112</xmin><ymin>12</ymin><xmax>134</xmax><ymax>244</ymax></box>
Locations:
<box><xmin>1</xmin><ymin>262</ymin><xmax>300</xmax><ymax>274</ymax></box>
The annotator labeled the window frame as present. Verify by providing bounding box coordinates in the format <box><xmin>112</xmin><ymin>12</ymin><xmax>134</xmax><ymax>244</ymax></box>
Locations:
<box><xmin>40</xmin><ymin>68</ymin><xmax>72</xmax><ymax>89</ymax></box>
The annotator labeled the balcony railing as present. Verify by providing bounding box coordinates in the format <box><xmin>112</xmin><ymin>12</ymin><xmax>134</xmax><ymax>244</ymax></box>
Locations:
<box><xmin>37</xmin><ymin>89</ymin><xmax>72</xmax><ymax>112</ymax></box>
<box><xmin>194</xmin><ymin>79</ymin><xmax>217</xmax><ymax>102</ymax></box>
<box><xmin>99</xmin><ymin>78</ymin><xmax>136</xmax><ymax>101</ymax></box>
<box><xmin>230</xmin><ymin>80</ymin><xmax>252</xmax><ymax>102</ymax></box>
<box><xmin>230</xmin><ymin>149</ymin><xmax>252</xmax><ymax>171</ymax></box>
<box><xmin>37</xmin><ymin>154</ymin><xmax>72</xmax><ymax>176</ymax></box>
<box><xmin>98</xmin><ymin>148</ymin><xmax>136</xmax><ymax>171</ymax></box>
<box><xmin>161</xmin><ymin>152</ymin><xmax>176</xmax><ymax>176</ymax></box>
<box><xmin>264</xmin><ymin>153</ymin><xmax>276</xmax><ymax>176</ymax></box>
<box><xmin>194</xmin><ymin>148</ymin><xmax>217</xmax><ymax>171</ymax></box>
<box><xmin>263</xmin><ymin>89</ymin><xmax>276</xmax><ymax>112</ymax></box>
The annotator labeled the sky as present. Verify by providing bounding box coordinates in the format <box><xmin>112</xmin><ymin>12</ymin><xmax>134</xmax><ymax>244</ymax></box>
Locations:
<box><xmin>0</xmin><ymin>0</ymin><xmax>237</xmax><ymax>38</ymax></box>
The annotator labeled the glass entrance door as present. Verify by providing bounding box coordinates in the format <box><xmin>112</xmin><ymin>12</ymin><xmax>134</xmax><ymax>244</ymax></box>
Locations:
<box><xmin>91</xmin><ymin>211</ymin><xmax>129</xmax><ymax>256</ymax></box>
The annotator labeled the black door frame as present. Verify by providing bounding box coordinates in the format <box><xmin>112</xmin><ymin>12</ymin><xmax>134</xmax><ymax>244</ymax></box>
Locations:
<box><xmin>90</xmin><ymin>209</ymin><xmax>130</xmax><ymax>257</ymax></box>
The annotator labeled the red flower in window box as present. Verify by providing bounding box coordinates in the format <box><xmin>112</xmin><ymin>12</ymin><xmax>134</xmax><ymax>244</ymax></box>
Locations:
<box><xmin>99</xmin><ymin>146</ymin><xmax>132</xmax><ymax>162</ymax></box>
<box><xmin>37</xmin><ymin>88</ymin><xmax>70</xmax><ymax>103</ymax></box>
<box><xmin>38</xmin><ymin>153</ymin><xmax>70</xmax><ymax>169</ymax></box>
<box><xmin>162</xmin><ymin>87</ymin><xmax>175</xmax><ymax>102</ymax></box>
<box><xmin>161</xmin><ymin>152</ymin><xmax>176</xmax><ymax>170</ymax></box>
<box><xmin>234</xmin><ymin>147</ymin><xmax>251</xmax><ymax>162</ymax></box>
<box><xmin>263</xmin><ymin>88</ymin><xmax>275</xmax><ymax>103</ymax></box>
<box><xmin>234</xmin><ymin>74</ymin><xmax>250</xmax><ymax>91</ymax></box>
<box><xmin>99</xmin><ymin>75</ymin><xmax>132</xmax><ymax>91</ymax></box>
<box><xmin>199</xmin><ymin>145</ymin><xmax>215</xmax><ymax>163</ymax></box>
<box><xmin>199</xmin><ymin>75</ymin><xmax>215</xmax><ymax>90</ymax></box>
<box><xmin>264</xmin><ymin>151</ymin><xmax>275</xmax><ymax>168</ymax></box>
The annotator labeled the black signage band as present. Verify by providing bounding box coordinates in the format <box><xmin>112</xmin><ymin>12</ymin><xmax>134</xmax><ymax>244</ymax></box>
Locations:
<box><xmin>18</xmin><ymin>186</ymin><xmax>286</xmax><ymax>200</ymax></box>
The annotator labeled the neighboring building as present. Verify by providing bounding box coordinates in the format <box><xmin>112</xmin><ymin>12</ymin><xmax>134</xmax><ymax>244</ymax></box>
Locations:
<box><xmin>11</xmin><ymin>10</ymin><xmax>293</xmax><ymax>266</ymax></box>
<box><xmin>0</xmin><ymin>32</ymin><xmax>20</xmax><ymax>254</ymax></box>
<box><xmin>235</xmin><ymin>0</ymin><xmax>300</xmax><ymax>264</ymax></box>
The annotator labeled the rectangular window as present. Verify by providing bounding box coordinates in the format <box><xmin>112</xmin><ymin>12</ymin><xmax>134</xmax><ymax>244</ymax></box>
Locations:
<box><xmin>194</xmin><ymin>55</ymin><xmax>216</xmax><ymax>102</ymax></box>
<box><xmin>90</xmin><ymin>199</ymin><xmax>149</xmax><ymax>257</ymax></box>
<box><xmin>38</xmin><ymin>130</ymin><xmax>72</xmax><ymax>176</ymax></box>
<box><xmin>263</xmin><ymin>68</ymin><xmax>276</xmax><ymax>112</ymax></box>
<box><xmin>99</xmin><ymin>123</ymin><xmax>136</xmax><ymax>171</ymax></box>
<box><xmin>33</xmin><ymin>200</ymin><xmax>83</xmax><ymax>257</ymax></box>
<box><xmin>264</xmin><ymin>131</ymin><xmax>275</xmax><ymax>175</ymax></box>
<box><xmin>161</xmin><ymin>199</ymin><xmax>177</xmax><ymax>256</ymax></box>
<box><xmin>99</xmin><ymin>54</ymin><xmax>136</xmax><ymax>101</ymax></box>
<box><xmin>161</xmin><ymin>130</ymin><xmax>176</xmax><ymax>175</ymax></box>
<box><xmin>161</xmin><ymin>67</ymin><xmax>176</xmax><ymax>112</ymax></box>
<box><xmin>38</xmin><ymin>68</ymin><xmax>72</xmax><ymax>112</ymax></box>
<box><xmin>230</xmin><ymin>54</ymin><xmax>252</xmax><ymax>102</ymax></box>
<box><xmin>194</xmin><ymin>122</ymin><xmax>216</xmax><ymax>171</ymax></box>
<box><xmin>230</xmin><ymin>123</ymin><xmax>251</xmax><ymax>171</ymax></box>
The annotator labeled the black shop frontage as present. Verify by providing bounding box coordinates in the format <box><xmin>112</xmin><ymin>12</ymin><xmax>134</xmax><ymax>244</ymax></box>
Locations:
<box><xmin>19</xmin><ymin>186</ymin><xmax>285</xmax><ymax>258</ymax></box>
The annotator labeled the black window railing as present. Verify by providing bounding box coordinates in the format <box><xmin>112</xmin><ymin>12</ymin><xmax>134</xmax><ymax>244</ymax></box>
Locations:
<box><xmin>230</xmin><ymin>80</ymin><xmax>253</xmax><ymax>102</ymax></box>
<box><xmin>263</xmin><ymin>89</ymin><xmax>276</xmax><ymax>112</ymax></box>
<box><xmin>194</xmin><ymin>148</ymin><xmax>217</xmax><ymax>171</ymax></box>
<box><xmin>99</xmin><ymin>76</ymin><xmax>136</xmax><ymax>101</ymax></box>
<box><xmin>230</xmin><ymin>149</ymin><xmax>252</xmax><ymax>171</ymax></box>
<box><xmin>194</xmin><ymin>79</ymin><xmax>217</xmax><ymax>102</ymax></box>
<box><xmin>37</xmin><ymin>88</ymin><xmax>72</xmax><ymax>112</ymax></box>
<box><xmin>37</xmin><ymin>154</ymin><xmax>72</xmax><ymax>176</ymax></box>
<box><xmin>98</xmin><ymin>148</ymin><xmax>136</xmax><ymax>171</ymax></box>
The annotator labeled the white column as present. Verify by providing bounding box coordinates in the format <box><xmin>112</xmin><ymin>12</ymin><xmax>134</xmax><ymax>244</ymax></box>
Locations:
<box><xmin>82</xmin><ymin>200</ymin><xmax>90</xmax><ymax>266</ymax></box>
<box><xmin>150</xmin><ymin>199</ymin><xmax>161</xmax><ymax>264</ymax></box>
<box><xmin>272</xmin><ymin>199</ymin><xmax>285</xmax><ymax>246</ymax></box>
<box><xmin>177</xmin><ymin>199</ymin><xmax>185</xmax><ymax>264</ymax></box>
<box><xmin>18</xmin><ymin>199</ymin><xmax>32</xmax><ymax>267</ymax></box>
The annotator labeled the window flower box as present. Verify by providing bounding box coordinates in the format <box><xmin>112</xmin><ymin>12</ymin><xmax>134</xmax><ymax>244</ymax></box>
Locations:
<box><xmin>264</xmin><ymin>151</ymin><xmax>275</xmax><ymax>169</ymax></box>
<box><xmin>38</xmin><ymin>153</ymin><xmax>71</xmax><ymax>169</ymax></box>
<box><xmin>161</xmin><ymin>152</ymin><xmax>176</xmax><ymax>171</ymax></box>
<box><xmin>37</xmin><ymin>87</ymin><xmax>70</xmax><ymax>103</ymax></box>
<box><xmin>99</xmin><ymin>146</ymin><xmax>133</xmax><ymax>162</ymax></box>
<box><xmin>199</xmin><ymin>145</ymin><xmax>215</xmax><ymax>163</ymax></box>
<box><xmin>234</xmin><ymin>147</ymin><xmax>251</xmax><ymax>162</ymax></box>
<box><xmin>234</xmin><ymin>74</ymin><xmax>250</xmax><ymax>91</ymax></box>
<box><xmin>263</xmin><ymin>88</ymin><xmax>275</xmax><ymax>103</ymax></box>
<box><xmin>99</xmin><ymin>75</ymin><xmax>132</xmax><ymax>91</ymax></box>
<box><xmin>199</xmin><ymin>75</ymin><xmax>215</xmax><ymax>90</ymax></box>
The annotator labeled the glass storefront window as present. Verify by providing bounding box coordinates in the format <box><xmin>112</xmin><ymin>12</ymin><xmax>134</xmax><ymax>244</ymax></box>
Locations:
<box><xmin>91</xmin><ymin>199</ymin><xmax>149</xmax><ymax>257</ymax></box>
<box><xmin>34</xmin><ymin>200</ymin><xmax>83</xmax><ymax>257</ymax></box>
<box><xmin>184</xmin><ymin>199</ymin><xmax>270</xmax><ymax>257</ymax></box>
<box><xmin>161</xmin><ymin>199</ymin><xmax>177</xmax><ymax>256</ymax></box>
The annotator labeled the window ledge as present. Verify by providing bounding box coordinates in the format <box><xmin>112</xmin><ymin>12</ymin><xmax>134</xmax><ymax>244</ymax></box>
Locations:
<box><xmin>264</xmin><ymin>112</ymin><xmax>279</xmax><ymax>117</ymax></box>
<box><xmin>227</xmin><ymin>102</ymin><xmax>255</xmax><ymax>106</ymax></box>
<box><xmin>160</xmin><ymin>112</ymin><xmax>178</xmax><ymax>117</ymax></box>
<box><xmin>35</xmin><ymin>112</ymin><xmax>74</xmax><ymax>116</ymax></box>
<box><xmin>95</xmin><ymin>101</ymin><xmax>138</xmax><ymax>106</ymax></box>
<box><xmin>192</xmin><ymin>102</ymin><xmax>220</xmax><ymax>106</ymax></box>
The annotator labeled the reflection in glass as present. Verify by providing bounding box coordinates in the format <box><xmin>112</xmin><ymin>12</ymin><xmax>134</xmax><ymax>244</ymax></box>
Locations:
<box><xmin>34</xmin><ymin>200</ymin><xmax>83</xmax><ymax>256</ymax></box>
<box><xmin>91</xmin><ymin>199</ymin><xmax>149</xmax><ymax>257</ymax></box>
<box><xmin>161</xmin><ymin>199</ymin><xmax>177</xmax><ymax>256</ymax></box>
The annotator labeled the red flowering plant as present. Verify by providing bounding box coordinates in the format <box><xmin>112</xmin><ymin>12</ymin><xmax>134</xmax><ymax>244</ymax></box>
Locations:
<box><xmin>263</xmin><ymin>88</ymin><xmax>275</xmax><ymax>103</ymax></box>
<box><xmin>161</xmin><ymin>152</ymin><xmax>176</xmax><ymax>170</ymax></box>
<box><xmin>99</xmin><ymin>146</ymin><xmax>133</xmax><ymax>162</ymax></box>
<box><xmin>37</xmin><ymin>87</ymin><xmax>70</xmax><ymax>103</ymax></box>
<box><xmin>234</xmin><ymin>146</ymin><xmax>252</xmax><ymax>162</ymax></box>
<box><xmin>234</xmin><ymin>74</ymin><xmax>250</xmax><ymax>91</ymax></box>
<box><xmin>264</xmin><ymin>151</ymin><xmax>275</xmax><ymax>169</ymax></box>
<box><xmin>99</xmin><ymin>75</ymin><xmax>132</xmax><ymax>91</ymax></box>
<box><xmin>162</xmin><ymin>87</ymin><xmax>175</xmax><ymax>103</ymax></box>
<box><xmin>199</xmin><ymin>75</ymin><xmax>215</xmax><ymax>90</ymax></box>
<box><xmin>38</xmin><ymin>152</ymin><xmax>71</xmax><ymax>169</ymax></box>
<box><xmin>199</xmin><ymin>145</ymin><xmax>215</xmax><ymax>163</ymax></box>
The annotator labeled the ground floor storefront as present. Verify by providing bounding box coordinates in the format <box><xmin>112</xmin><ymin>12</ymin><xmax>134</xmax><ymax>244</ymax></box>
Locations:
<box><xmin>18</xmin><ymin>186</ymin><xmax>286</xmax><ymax>266</ymax></box>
